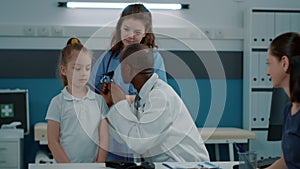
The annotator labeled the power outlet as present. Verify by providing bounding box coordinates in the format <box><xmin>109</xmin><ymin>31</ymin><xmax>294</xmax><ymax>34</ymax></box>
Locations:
<box><xmin>213</xmin><ymin>30</ymin><xmax>224</xmax><ymax>39</ymax></box>
<box><xmin>202</xmin><ymin>29</ymin><xmax>212</xmax><ymax>39</ymax></box>
<box><xmin>37</xmin><ymin>26</ymin><xmax>50</xmax><ymax>36</ymax></box>
<box><xmin>51</xmin><ymin>26</ymin><xmax>64</xmax><ymax>37</ymax></box>
<box><xmin>24</xmin><ymin>26</ymin><xmax>36</xmax><ymax>36</ymax></box>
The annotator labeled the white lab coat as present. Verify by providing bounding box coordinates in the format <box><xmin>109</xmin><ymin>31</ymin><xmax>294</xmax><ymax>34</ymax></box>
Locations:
<box><xmin>105</xmin><ymin>73</ymin><xmax>210</xmax><ymax>162</ymax></box>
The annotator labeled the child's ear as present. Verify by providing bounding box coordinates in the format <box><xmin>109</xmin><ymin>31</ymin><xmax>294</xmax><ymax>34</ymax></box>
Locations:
<box><xmin>60</xmin><ymin>65</ymin><xmax>67</xmax><ymax>75</ymax></box>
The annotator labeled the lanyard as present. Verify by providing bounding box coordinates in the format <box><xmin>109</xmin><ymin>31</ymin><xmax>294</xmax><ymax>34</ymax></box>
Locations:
<box><xmin>105</xmin><ymin>52</ymin><xmax>114</xmax><ymax>74</ymax></box>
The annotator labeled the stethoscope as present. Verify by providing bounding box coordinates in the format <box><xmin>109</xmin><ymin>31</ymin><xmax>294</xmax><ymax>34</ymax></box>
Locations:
<box><xmin>105</xmin><ymin>53</ymin><xmax>114</xmax><ymax>74</ymax></box>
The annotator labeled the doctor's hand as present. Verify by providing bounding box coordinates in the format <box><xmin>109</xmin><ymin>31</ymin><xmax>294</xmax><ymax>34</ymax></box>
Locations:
<box><xmin>100</xmin><ymin>82</ymin><xmax>126</xmax><ymax>107</ymax></box>
<box><xmin>110</xmin><ymin>82</ymin><xmax>126</xmax><ymax>104</ymax></box>
<box><xmin>100</xmin><ymin>82</ymin><xmax>113</xmax><ymax>107</ymax></box>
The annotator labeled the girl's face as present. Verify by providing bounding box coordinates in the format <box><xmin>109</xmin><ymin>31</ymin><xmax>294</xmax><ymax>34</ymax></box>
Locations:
<box><xmin>120</xmin><ymin>18</ymin><xmax>146</xmax><ymax>47</ymax></box>
<box><xmin>61</xmin><ymin>50</ymin><xmax>92</xmax><ymax>88</ymax></box>
<box><xmin>266</xmin><ymin>49</ymin><xmax>289</xmax><ymax>88</ymax></box>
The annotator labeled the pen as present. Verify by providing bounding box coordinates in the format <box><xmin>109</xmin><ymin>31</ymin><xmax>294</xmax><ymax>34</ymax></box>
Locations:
<box><xmin>162</xmin><ymin>163</ymin><xmax>173</xmax><ymax>169</ymax></box>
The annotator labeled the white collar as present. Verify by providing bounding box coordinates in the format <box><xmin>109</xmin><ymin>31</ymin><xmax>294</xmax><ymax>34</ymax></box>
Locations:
<box><xmin>138</xmin><ymin>73</ymin><xmax>158</xmax><ymax>100</ymax></box>
<box><xmin>61</xmin><ymin>86</ymin><xmax>96</xmax><ymax>101</ymax></box>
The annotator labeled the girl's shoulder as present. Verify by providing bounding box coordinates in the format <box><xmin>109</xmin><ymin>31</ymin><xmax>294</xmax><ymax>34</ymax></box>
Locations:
<box><xmin>50</xmin><ymin>90</ymin><xmax>64</xmax><ymax>102</ymax></box>
<box><xmin>91</xmin><ymin>92</ymin><xmax>108</xmax><ymax>109</ymax></box>
<box><xmin>86</xmin><ymin>87</ymin><xmax>105</xmax><ymax>101</ymax></box>
<box><xmin>47</xmin><ymin>92</ymin><xmax>64</xmax><ymax>110</ymax></box>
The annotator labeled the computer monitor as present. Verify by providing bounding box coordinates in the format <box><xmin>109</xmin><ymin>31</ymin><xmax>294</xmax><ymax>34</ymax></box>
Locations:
<box><xmin>0</xmin><ymin>89</ymin><xmax>29</xmax><ymax>135</ymax></box>
<box><xmin>267</xmin><ymin>88</ymin><xmax>289</xmax><ymax>141</ymax></box>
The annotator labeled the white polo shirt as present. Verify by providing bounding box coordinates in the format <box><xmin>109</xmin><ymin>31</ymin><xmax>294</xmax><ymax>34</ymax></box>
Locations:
<box><xmin>46</xmin><ymin>86</ymin><xmax>108</xmax><ymax>162</ymax></box>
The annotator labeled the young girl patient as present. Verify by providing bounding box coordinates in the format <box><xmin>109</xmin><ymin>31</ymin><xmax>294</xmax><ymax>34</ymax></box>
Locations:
<box><xmin>46</xmin><ymin>37</ymin><xmax>109</xmax><ymax>163</ymax></box>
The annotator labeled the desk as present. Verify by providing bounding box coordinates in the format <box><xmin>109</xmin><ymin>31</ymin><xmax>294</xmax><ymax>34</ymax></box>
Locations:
<box><xmin>34</xmin><ymin>123</ymin><xmax>255</xmax><ymax>161</ymax></box>
<box><xmin>29</xmin><ymin>162</ymin><xmax>239</xmax><ymax>169</ymax></box>
<box><xmin>199</xmin><ymin>128</ymin><xmax>256</xmax><ymax>161</ymax></box>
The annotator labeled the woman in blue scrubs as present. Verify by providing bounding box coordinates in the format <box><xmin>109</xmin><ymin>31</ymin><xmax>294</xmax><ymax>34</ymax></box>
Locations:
<box><xmin>88</xmin><ymin>3</ymin><xmax>167</xmax><ymax>162</ymax></box>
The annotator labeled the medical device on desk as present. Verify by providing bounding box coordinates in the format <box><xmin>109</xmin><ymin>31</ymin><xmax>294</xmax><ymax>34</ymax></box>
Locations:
<box><xmin>162</xmin><ymin>162</ymin><xmax>220</xmax><ymax>169</ymax></box>
<box><xmin>105</xmin><ymin>161</ymin><xmax>155</xmax><ymax>169</ymax></box>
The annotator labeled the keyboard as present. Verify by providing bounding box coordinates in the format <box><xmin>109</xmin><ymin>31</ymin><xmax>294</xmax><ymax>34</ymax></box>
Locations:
<box><xmin>257</xmin><ymin>157</ymin><xmax>280</xmax><ymax>168</ymax></box>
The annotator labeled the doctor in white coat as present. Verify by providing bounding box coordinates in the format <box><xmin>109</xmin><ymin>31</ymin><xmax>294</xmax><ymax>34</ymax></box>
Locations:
<box><xmin>100</xmin><ymin>43</ymin><xmax>209</xmax><ymax>162</ymax></box>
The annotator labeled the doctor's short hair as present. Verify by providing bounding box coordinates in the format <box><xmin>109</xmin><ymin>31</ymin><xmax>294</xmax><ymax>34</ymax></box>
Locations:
<box><xmin>120</xmin><ymin>43</ymin><xmax>154</xmax><ymax>74</ymax></box>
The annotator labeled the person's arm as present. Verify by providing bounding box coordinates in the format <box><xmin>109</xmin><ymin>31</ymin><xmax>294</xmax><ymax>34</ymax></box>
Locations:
<box><xmin>100</xmin><ymin>82</ymin><xmax>127</xmax><ymax>107</ymax></box>
<box><xmin>100</xmin><ymin>82</ymin><xmax>114</xmax><ymax>107</ymax></box>
<box><xmin>153</xmin><ymin>51</ymin><xmax>167</xmax><ymax>82</ymax></box>
<box><xmin>96</xmin><ymin>118</ymin><xmax>109</xmax><ymax>162</ymax></box>
<box><xmin>47</xmin><ymin>120</ymin><xmax>70</xmax><ymax>163</ymax></box>
<box><xmin>264</xmin><ymin>154</ymin><xmax>287</xmax><ymax>169</ymax></box>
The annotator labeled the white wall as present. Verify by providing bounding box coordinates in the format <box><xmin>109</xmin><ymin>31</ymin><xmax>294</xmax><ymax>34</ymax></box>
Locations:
<box><xmin>0</xmin><ymin>0</ymin><xmax>299</xmax><ymax>50</ymax></box>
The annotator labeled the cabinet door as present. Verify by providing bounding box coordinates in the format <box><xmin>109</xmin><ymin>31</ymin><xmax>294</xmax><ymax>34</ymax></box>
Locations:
<box><xmin>290</xmin><ymin>13</ymin><xmax>300</xmax><ymax>33</ymax></box>
<box><xmin>251</xmin><ymin>12</ymin><xmax>274</xmax><ymax>48</ymax></box>
<box><xmin>275</xmin><ymin>13</ymin><xmax>290</xmax><ymax>36</ymax></box>
<box><xmin>251</xmin><ymin>52</ymin><xmax>259</xmax><ymax>87</ymax></box>
<box><xmin>259</xmin><ymin>52</ymin><xmax>271</xmax><ymax>87</ymax></box>
<box><xmin>0</xmin><ymin>141</ymin><xmax>19</xmax><ymax>168</ymax></box>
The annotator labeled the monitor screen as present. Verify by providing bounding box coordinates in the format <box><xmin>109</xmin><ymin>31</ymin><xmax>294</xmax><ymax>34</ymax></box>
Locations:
<box><xmin>267</xmin><ymin>88</ymin><xmax>289</xmax><ymax>141</ymax></box>
<box><xmin>0</xmin><ymin>89</ymin><xmax>29</xmax><ymax>135</ymax></box>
